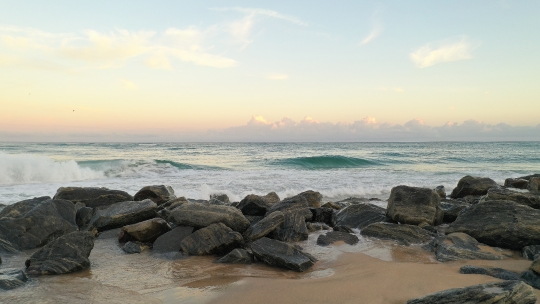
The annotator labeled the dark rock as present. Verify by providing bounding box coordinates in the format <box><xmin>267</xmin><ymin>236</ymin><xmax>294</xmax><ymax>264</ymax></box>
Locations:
<box><xmin>505</xmin><ymin>178</ymin><xmax>529</xmax><ymax>189</ymax></box>
<box><xmin>519</xmin><ymin>174</ymin><xmax>540</xmax><ymax>181</ymax></box>
<box><xmin>387</xmin><ymin>185</ymin><xmax>443</xmax><ymax>226</ymax></box>
<box><xmin>271</xmin><ymin>210</ymin><xmax>310</xmax><ymax>242</ymax></box>
<box><xmin>450</xmin><ymin>175</ymin><xmax>499</xmax><ymax>199</ymax></box>
<box><xmin>309</xmin><ymin>207</ymin><xmax>334</xmax><ymax>226</ymax></box>
<box><xmin>85</xmin><ymin>199</ymin><xmax>158</xmax><ymax>232</ymax></box>
<box><xmin>333</xmin><ymin>225</ymin><xmax>354</xmax><ymax>233</ymax></box>
<box><xmin>245</xmin><ymin>215</ymin><xmax>264</xmax><ymax>225</ymax></box>
<box><xmin>215</xmin><ymin>248</ymin><xmax>252</xmax><ymax>264</ymax></box>
<box><xmin>210</xmin><ymin>194</ymin><xmax>230</xmax><ymax>205</ymax></box>
<box><xmin>122</xmin><ymin>241</ymin><xmax>149</xmax><ymax>254</ymax></box>
<box><xmin>521</xmin><ymin>270</ymin><xmax>540</xmax><ymax>289</ymax></box>
<box><xmin>307</xmin><ymin>222</ymin><xmax>330</xmax><ymax>232</ymax></box>
<box><xmin>529</xmin><ymin>177</ymin><xmax>540</xmax><ymax>191</ymax></box>
<box><xmin>179</xmin><ymin>223</ymin><xmax>244</xmax><ymax>255</ymax></box>
<box><xmin>53</xmin><ymin>187</ymin><xmax>133</xmax><ymax>209</ymax></box>
<box><xmin>333</xmin><ymin>197</ymin><xmax>370</xmax><ymax>209</ymax></box>
<box><xmin>440</xmin><ymin>200</ymin><xmax>470</xmax><ymax>223</ymax></box>
<box><xmin>332</xmin><ymin>203</ymin><xmax>387</xmax><ymax>229</ymax></box>
<box><xmin>428</xmin><ymin>233</ymin><xmax>502</xmax><ymax>262</ymax></box>
<box><xmin>152</xmin><ymin>226</ymin><xmax>194</xmax><ymax>253</ymax></box>
<box><xmin>76</xmin><ymin>207</ymin><xmax>94</xmax><ymax>228</ymax></box>
<box><xmin>483</xmin><ymin>188</ymin><xmax>540</xmax><ymax>209</ymax></box>
<box><xmin>168</xmin><ymin>203</ymin><xmax>250</xmax><ymax>233</ymax></box>
<box><xmin>434</xmin><ymin>185</ymin><xmax>446</xmax><ymax>198</ymax></box>
<box><xmin>266</xmin><ymin>195</ymin><xmax>311</xmax><ymax>217</ymax></box>
<box><xmin>321</xmin><ymin>202</ymin><xmax>341</xmax><ymax>210</ymax></box>
<box><xmin>361</xmin><ymin>223</ymin><xmax>433</xmax><ymax>246</ymax></box>
<box><xmin>295</xmin><ymin>190</ymin><xmax>322</xmax><ymax>208</ymax></box>
<box><xmin>244</xmin><ymin>211</ymin><xmax>284</xmax><ymax>242</ymax></box>
<box><xmin>0</xmin><ymin>268</ymin><xmax>28</xmax><ymax>290</ymax></box>
<box><xmin>250</xmin><ymin>237</ymin><xmax>316</xmax><ymax>272</ymax></box>
<box><xmin>459</xmin><ymin>265</ymin><xmax>521</xmax><ymax>280</ymax></box>
<box><xmin>523</xmin><ymin>245</ymin><xmax>540</xmax><ymax>260</ymax></box>
<box><xmin>0</xmin><ymin>196</ymin><xmax>50</xmax><ymax>218</ymax></box>
<box><xmin>134</xmin><ymin>185</ymin><xmax>176</xmax><ymax>205</ymax></box>
<box><xmin>237</xmin><ymin>193</ymin><xmax>277</xmax><ymax>216</ymax></box>
<box><xmin>0</xmin><ymin>199</ymin><xmax>77</xmax><ymax>251</ymax></box>
<box><xmin>118</xmin><ymin>218</ymin><xmax>171</xmax><ymax>243</ymax></box>
<box><xmin>25</xmin><ymin>231</ymin><xmax>94</xmax><ymax>275</ymax></box>
<box><xmin>316</xmin><ymin>231</ymin><xmax>359</xmax><ymax>246</ymax></box>
<box><xmin>406</xmin><ymin>281</ymin><xmax>536</xmax><ymax>304</ymax></box>
<box><xmin>446</xmin><ymin>200</ymin><xmax>540</xmax><ymax>250</ymax></box>
<box><xmin>531</xmin><ymin>259</ymin><xmax>540</xmax><ymax>275</ymax></box>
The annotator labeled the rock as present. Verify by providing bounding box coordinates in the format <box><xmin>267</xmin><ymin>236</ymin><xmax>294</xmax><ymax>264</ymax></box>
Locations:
<box><xmin>309</xmin><ymin>207</ymin><xmax>334</xmax><ymax>226</ymax></box>
<box><xmin>428</xmin><ymin>233</ymin><xmax>503</xmax><ymax>262</ymax></box>
<box><xmin>295</xmin><ymin>190</ymin><xmax>322</xmax><ymax>208</ymax></box>
<box><xmin>523</xmin><ymin>245</ymin><xmax>540</xmax><ymax>260</ymax></box>
<box><xmin>236</xmin><ymin>193</ymin><xmax>277</xmax><ymax>216</ymax></box>
<box><xmin>333</xmin><ymin>225</ymin><xmax>354</xmax><ymax>233</ymax></box>
<box><xmin>307</xmin><ymin>222</ymin><xmax>330</xmax><ymax>232</ymax></box>
<box><xmin>361</xmin><ymin>223</ymin><xmax>433</xmax><ymax>246</ymax></box>
<box><xmin>406</xmin><ymin>280</ymin><xmax>536</xmax><ymax>304</ymax></box>
<box><xmin>450</xmin><ymin>175</ymin><xmax>499</xmax><ymax>199</ymax></box>
<box><xmin>529</xmin><ymin>177</ymin><xmax>540</xmax><ymax>191</ymax></box>
<box><xmin>483</xmin><ymin>188</ymin><xmax>540</xmax><ymax>209</ymax></box>
<box><xmin>76</xmin><ymin>207</ymin><xmax>94</xmax><ymax>228</ymax></box>
<box><xmin>122</xmin><ymin>241</ymin><xmax>149</xmax><ymax>254</ymax></box>
<box><xmin>519</xmin><ymin>174</ymin><xmax>540</xmax><ymax>181</ymax></box>
<box><xmin>434</xmin><ymin>185</ymin><xmax>446</xmax><ymax>198</ymax></box>
<box><xmin>118</xmin><ymin>218</ymin><xmax>171</xmax><ymax>243</ymax></box>
<box><xmin>521</xmin><ymin>270</ymin><xmax>540</xmax><ymax>289</ymax></box>
<box><xmin>386</xmin><ymin>186</ymin><xmax>443</xmax><ymax>226</ymax></box>
<box><xmin>53</xmin><ymin>187</ymin><xmax>133</xmax><ymax>209</ymax></box>
<box><xmin>333</xmin><ymin>197</ymin><xmax>370</xmax><ymax>209</ymax></box>
<box><xmin>0</xmin><ymin>268</ymin><xmax>28</xmax><ymax>290</ymax></box>
<box><xmin>271</xmin><ymin>210</ymin><xmax>310</xmax><ymax>242</ymax></box>
<box><xmin>0</xmin><ymin>196</ymin><xmax>50</xmax><ymax>218</ymax></box>
<box><xmin>459</xmin><ymin>265</ymin><xmax>521</xmax><ymax>280</ymax></box>
<box><xmin>446</xmin><ymin>200</ymin><xmax>540</xmax><ymax>250</ymax></box>
<box><xmin>505</xmin><ymin>178</ymin><xmax>529</xmax><ymax>189</ymax></box>
<box><xmin>0</xmin><ymin>199</ymin><xmax>77</xmax><ymax>251</ymax></box>
<box><xmin>266</xmin><ymin>195</ymin><xmax>311</xmax><ymax>216</ymax></box>
<box><xmin>531</xmin><ymin>259</ymin><xmax>540</xmax><ymax>275</ymax></box>
<box><xmin>250</xmin><ymin>237</ymin><xmax>316</xmax><ymax>272</ymax></box>
<box><xmin>179</xmin><ymin>223</ymin><xmax>244</xmax><ymax>255</ymax></box>
<box><xmin>168</xmin><ymin>203</ymin><xmax>250</xmax><ymax>233</ymax></box>
<box><xmin>152</xmin><ymin>226</ymin><xmax>194</xmax><ymax>253</ymax></box>
<box><xmin>210</xmin><ymin>194</ymin><xmax>230</xmax><ymax>205</ymax></box>
<box><xmin>25</xmin><ymin>231</ymin><xmax>94</xmax><ymax>275</ymax></box>
<box><xmin>440</xmin><ymin>200</ymin><xmax>470</xmax><ymax>223</ymax></box>
<box><xmin>134</xmin><ymin>185</ymin><xmax>176</xmax><ymax>205</ymax></box>
<box><xmin>85</xmin><ymin>199</ymin><xmax>158</xmax><ymax>232</ymax></box>
<box><xmin>245</xmin><ymin>215</ymin><xmax>264</xmax><ymax>225</ymax></box>
<box><xmin>316</xmin><ymin>231</ymin><xmax>359</xmax><ymax>246</ymax></box>
<box><xmin>215</xmin><ymin>249</ymin><xmax>252</xmax><ymax>264</ymax></box>
<box><xmin>321</xmin><ymin>202</ymin><xmax>341</xmax><ymax>210</ymax></box>
<box><xmin>244</xmin><ymin>211</ymin><xmax>284</xmax><ymax>242</ymax></box>
<box><xmin>332</xmin><ymin>203</ymin><xmax>387</xmax><ymax>229</ymax></box>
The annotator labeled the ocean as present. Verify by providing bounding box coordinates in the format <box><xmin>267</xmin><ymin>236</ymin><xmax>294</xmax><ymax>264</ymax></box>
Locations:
<box><xmin>1</xmin><ymin>142</ymin><xmax>539</xmax><ymax>206</ymax></box>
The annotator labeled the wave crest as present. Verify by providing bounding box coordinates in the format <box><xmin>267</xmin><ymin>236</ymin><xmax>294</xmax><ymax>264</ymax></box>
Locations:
<box><xmin>274</xmin><ymin>155</ymin><xmax>379</xmax><ymax>169</ymax></box>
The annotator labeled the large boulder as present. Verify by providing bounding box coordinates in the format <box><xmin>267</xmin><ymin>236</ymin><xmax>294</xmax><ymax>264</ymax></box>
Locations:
<box><xmin>386</xmin><ymin>186</ymin><xmax>443</xmax><ymax>226</ymax></box>
<box><xmin>134</xmin><ymin>185</ymin><xmax>176</xmax><ymax>205</ymax></box>
<box><xmin>215</xmin><ymin>248</ymin><xmax>252</xmax><ymax>264</ymax></box>
<box><xmin>360</xmin><ymin>223</ymin><xmax>433</xmax><ymax>246</ymax></box>
<box><xmin>244</xmin><ymin>211</ymin><xmax>284</xmax><ymax>242</ymax></box>
<box><xmin>0</xmin><ymin>196</ymin><xmax>50</xmax><ymax>218</ymax></box>
<box><xmin>505</xmin><ymin>178</ymin><xmax>529</xmax><ymax>189</ymax></box>
<box><xmin>179</xmin><ymin>223</ymin><xmax>244</xmax><ymax>255</ymax></box>
<box><xmin>76</xmin><ymin>207</ymin><xmax>94</xmax><ymax>228</ymax></box>
<box><xmin>271</xmin><ymin>209</ymin><xmax>311</xmax><ymax>242</ymax></box>
<box><xmin>250</xmin><ymin>237</ymin><xmax>316</xmax><ymax>272</ymax></box>
<box><xmin>483</xmin><ymin>188</ymin><xmax>540</xmax><ymax>209</ymax></box>
<box><xmin>450</xmin><ymin>175</ymin><xmax>499</xmax><ymax>199</ymax></box>
<box><xmin>0</xmin><ymin>199</ymin><xmax>77</xmax><ymax>251</ymax></box>
<box><xmin>152</xmin><ymin>226</ymin><xmax>194</xmax><ymax>253</ymax></box>
<box><xmin>53</xmin><ymin>187</ymin><xmax>133</xmax><ymax>209</ymax></box>
<box><xmin>294</xmin><ymin>190</ymin><xmax>322</xmax><ymax>208</ymax></box>
<box><xmin>118</xmin><ymin>218</ymin><xmax>171</xmax><ymax>243</ymax></box>
<box><xmin>406</xmin><ymin>281</ymin><xmax>536</xmax><ymax>304</ymax></box>
<box><xmin>332</xmin><ymin>203</ymin><xmax>387</xmax><ymax>229</ymax></box>
<box><xmin>309</xmin><ymin>207</ymin><xmax>334</xmax><ymax>226</ymax></box>
<box><xmin>316</xmin><ymin>231</ymin><xmax>359</xmax><ymax>246</ymax></box>
<box><xmin>236</xmin><ymin>193</ymin><xmax>279</xmax><ymax>216</ymax></box>
<box><xmin>265</xmin><ymin>195</ymin><xmax>311</xmax><ymax>216</ymax></box>
<box><xmin>25</xmin><ymin>231</ymin><xmax>94</xmax><ymax>275</ymax></box>
<box><xmin>168</xmin><ymin>203</ymin><xmax>249</xmax><ymax>233</ymax></box>
<box><xmin>85</xmin><ymin>199</ymin><xmax>158</xmax><ymax>232</ymax></box>
<box><xmin>427</xmin><ymin>233</ymin><xmax>503</xmax><ymax>262</ymax></box>
<box><xmin>446</xmin><ymin>200</ymin><xmax>540</xmax><ymax>250</ymax></box>
<box><xmin>440</xmin><ymin>200</ymin><xmax>470</xmax><ymax>223</ymax></box>
<box><xmin>529</xmin><ymin>177</ymin><xmax>540</xmax><ymax>191</ymax></box>
<box><xmin>0</xmin><ymin>268</ymin><xmax>28</xmax><ymax>290</ymax></box>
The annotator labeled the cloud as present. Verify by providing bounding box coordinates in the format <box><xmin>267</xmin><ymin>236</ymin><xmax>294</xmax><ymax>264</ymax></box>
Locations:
<box><xmin>410</xmin><ymin>37</ymin><xmax>478</xmax><ymax>68</ymax></box>
<box><xmin>211</xmin><ymin>7</ymin><xmax>307</xmax><ymax>26</ymax></box>
<box><xmin>360</xmin><ymin>25</ymin><xmax>383</xmax><ymax>45</ymax></box>
<box><xmin>266</xmin><ymin>73</ymin><xmax>288</xmax><ymax>80</ymax></box>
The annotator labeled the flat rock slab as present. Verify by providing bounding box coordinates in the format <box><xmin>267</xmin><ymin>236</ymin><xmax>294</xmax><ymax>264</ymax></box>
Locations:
<box><xmin>484</xmin><ymin>188</ymin><xmax>540</xmax><ymax>209</ymax></box>
<box><xmin>450</xmin><ymin>175</ymin><xmax>499</xmax><ymax>199</ymax></box>
<box><xmin>0</xmin><ymin>268</ymin><xmax>28</xmax><ymax>290</ymax></box>
<box><xmin>169</xmin><ymin>203</ymin><xmax>249</xmax><ymax>233</ymax></box>
<box><xmin>119</xmin><ymin>218</ymin><xmax>171</xmax><ymax>243</ymax></box>
<box><xmin>244</xmin><ymin>211</ymin><xmax>284</xmax><ymax>242</ymax></box>
<box><xmin>86</xmin><ymin>199</ymin><xmax>158</xmax><ymax>232</ymax></box>
<box><xmin>53</xmin><ymin>187</ymin><xmax>133</xmax><ymax>209</ymax></box>
<box><xmin>407</xmin><ymin>281</ymin><xmax>537</xmax><ymax>304</ymax></box>
<box><xmin>152</xmin><ymin>226</ymin><xmax>194</xmax><ymax>253</ymax></box>
<box><xmin>332</xmin><ymin>203</ymin><xmax>387</xmax><ymax>229</ymax></box>
<box><xmin>215</xmin><ymin>248</ymin><xmax>252</xmax><ymax>264</ymax></box>
<box><xmin>460</xmin><ymin>265</ymin><xmax>521</xmax><ymax>281</ymax></box>
<box><xmin>134</xmin><ymin>185</ymin><xmax>176</xmax><ymax>205</ymax></box>
<box><xmin>180</xmin><ymin>223</ymin><xmax>244</xmax><ymax>255</ymax></box>
<box><xmin>386</xmin><ymin>185</ymin><xmax>443</xmax><ymax>226</ymax></box>
<box><xmin>251</xmin><ymin>237</ymin><xmax>316</xmax><ymax>272</ymax></box>
<box><xmin>361</xmin><ymin>223</ymin><xmax>433</xmax><ymax>246</ymax></box>
<box><xmin>316</xmin><ymin>231</ymin><xmax>359</xmax><ymax>246</ymax></box>
<box><xmin>428</xmin><ymin>233</ymin><xmax>503</xmax><ymax>262</ymax></box>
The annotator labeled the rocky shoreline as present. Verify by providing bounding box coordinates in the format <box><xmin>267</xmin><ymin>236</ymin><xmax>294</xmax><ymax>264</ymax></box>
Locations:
<box><xmin>1</xmin><ymin>174</ymin><xmax>540</xmax><ymax>302</ymax></box>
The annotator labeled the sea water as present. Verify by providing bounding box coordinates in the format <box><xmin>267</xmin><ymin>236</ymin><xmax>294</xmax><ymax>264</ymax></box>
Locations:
<box><xmin>1</xmin><ymin>142</ymin><xmax>539</xmax><ymax>205</ymax></box>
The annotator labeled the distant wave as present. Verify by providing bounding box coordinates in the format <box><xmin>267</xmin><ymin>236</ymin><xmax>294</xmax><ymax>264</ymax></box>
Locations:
<box><xmin>155</xmin><ymin>159</ymin><xmax>194</xmax><ymax>169</ymax></box>
<box><xmin>274</xmin><ymin>155</ymin><xmax>379</xmax><ymax>169</ymax></box>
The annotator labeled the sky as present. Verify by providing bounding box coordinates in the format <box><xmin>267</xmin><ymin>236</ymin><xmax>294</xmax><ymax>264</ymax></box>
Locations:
<box><xmin>1</xmin><ymin>1</ymin><xmax>539</xmax><ymax>142</ymax></box>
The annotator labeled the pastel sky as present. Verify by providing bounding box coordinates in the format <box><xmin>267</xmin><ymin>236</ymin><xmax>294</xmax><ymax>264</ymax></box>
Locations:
<box><xmin>1</xmin><ymin>1</ymin><xmax>539</xmax><ymax>141</ymax></box>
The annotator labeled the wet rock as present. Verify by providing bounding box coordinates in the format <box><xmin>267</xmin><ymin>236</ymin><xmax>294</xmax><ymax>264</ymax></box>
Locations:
<box><xmin>523</xmin><ymin>245</ymin><xmax>540</xmax><ymax>260</ymax></box>
<box><xmin>295</xmin><ymin>190</ymin><xmax>322</xmax><ymax>208</ymax></box>
<box><xmin>271</xmin><ymin>210</ymin><xmax>310</xmax><ymax>242</ymax></box>
<box><xmin>76</xmin><ymin>207</ymin><xmax>94</xmax><ymax>228</ymax></box>
<box><xmin>25</xmin><ymin>231</ymin><xmax>94</xmax><ymax>275</ymax></box>
<box><xmin>505</xmin><ymin>178</ymin><xmax>529</xmax><ymax>189</ymax></box>
<box><xmin>428</xmin><ymin>233</ymin><xmax>502</xmax><ymax>262</ymax></box>
<box><xmin>361</xmin><ymin>223</ymin><xmax>433</xmax><ymax>246</ymax></box>
<box><xmin>53</xmin><ymin>187</ymin><xmax>133</xmax><ymax>209</ymax></box>
<box><xmin>459</xmin><ymin>265</ymin><xmax>521</xmax><ymax>280</ymax></box>
<box><xmin>237</xmin><ymin>193</ymin><xmax>278</xmax><ymax>216</ymax></box>
<box><xmin>316</xmin><ymin>231</ymin><xmax>359</xmax><ymax>246</ymax></box>
<box><xmin>266</xmin><ymin>195</ymin><xmax>311</xmax><ymax>216</ymax></box>
<box><xmin>244</xmin><ymin>211</ymin><xmax>284</xmax><ymax>242</ymax></box>
<box><xmin>519</xmin><ymin>174</ymin><xmax>540</xmax><ymax>181</ymax></box>
<box><xmin>321</xmin><ymin>202</ymin><xmax>341</xmax><ymax>210</ymax></box>
<box><xmin>152</xmin><ymin>226</ymin><xmax>194</xmax><ymax>253</ymax></box>
<box><xmin>529</xmin><ymin>177</ymin><xmax>540</xmax><ymax>191</ymax></box>
<box><xmin>434</xmin><ymin>185</ymin><xmax>446</xmax><ymax>198</ymax></box>
<box><xmin>332</xmin><ymin>203</ymin><xmax>387</xmax><ymax>229</ymax></box>
<box><xmin>440</xmin><ymin>200</ymin><xmax>470</xmax><ymax>223</ymax></box>
<box><xmin>307</xmin><ymin>222</ymin><xmax>330</xmax><ymax>232</ymax></box>
<box><xmin>179</xmin><ymin>223</ymin><xmax>244</xmax><ymax>255</ymax></box>
<box><xmin>333</xmin><ymin>197</ymin><xmax>370</xmax><ymax>209</ymax></box>
<box><xmin>450</xmin><ymin>175</ymin><xmax>499</xmax><ymax>199</ymax></box>
<box><xmin>483</xmin><ymin>188</ymin><xmax>540</xmax><ymax>209</ymax></box>
<box><xmin>210</xmin><ymin>194</ymin><xmax>230</xmax><ymax>205</ymax></box>
<box><xmin>521</xmin><ymin>270</ymin><xmax>540</xmax><ymax>289</ymax></box>
<box><xmin>333</xmin><ymin>225</ymin><xmax>354</xmax><ymax>233</ymax></box>
<box><xmin>386</xmin><ymin>185</ymin><xmax>443</xmax><ymax>226</ymax></box>
<box><xmin>122</xmin><ymin>241</ymin><xmax>149</xmax><ymax>254</ymax></box>
<box><xmin>0</xmin><ymin>196</ymin><xmax>50</xmax><ymax>219</ymax></box>
<box><xmin>0</xmin><ymin>199</ymin><xmax>77</xmax><ymax>251</ymax></box>
<box><xmin>85</xmin><ymin>199</ymin><xmax>158</xmax><ymax>232</ymax></box>
<box><xmin>406</xmin><ymin>280</ymin><xmax>536</xmax><ymax>304</ymax></box>
<box><xmin>0</xmin><ymin>268</ymin><xmax>28</xmax><ymax>290</ymax></box>
<box><xmin>215</xmin><ymin>248</ymin><xmax>252</xmax><ymax>264</ymax></box>
<box><xmin>118</xmin><ymin>218</ymin><xmax>171</xmax><ymax>243</ymax></box>
<box><xmin>168</xmin><ymin>203</ymin><xmax>250</xmax><ymax>233</ymax></box>
<box><xmin>446</xmin><ymin>200</ymin><xmax>540</xmax><ymax>250</ymax></box>
<box><xmin>251</xmin><ymin>237</ymin><xmax>316</xmax><ymax>272</ymax></box>
<box><xmin>134</xmin><ymin>185</ymin><xmax>176</xmax><ymax>206</ymax></box>
<box><xmin>156</xmin><ymin>197</ymin><xmax>188</xmax><ymax>219</ymax></box>
<box><xmin>309</xmin><ymin>207</ymin><xmax>334</xmax><ymax>226</ymax></box>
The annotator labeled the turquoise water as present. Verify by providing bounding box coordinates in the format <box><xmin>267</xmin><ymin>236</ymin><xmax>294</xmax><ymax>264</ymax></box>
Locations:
<box><xmin>0</xmin><ymin>142</ymin><xmax>539</xmax><ymax>205</ymax></box>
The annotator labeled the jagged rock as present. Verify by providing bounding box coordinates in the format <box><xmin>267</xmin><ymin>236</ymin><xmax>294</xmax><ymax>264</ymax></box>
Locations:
<box><xmin>122</xmin><ymin>241</ymin><xmax>149</xmax><ymax>254</ymax></box>
<box><xmin>295</xmin><ymin>190</ymin><xmax>322</xmax><ymax>208</ymax></box>
<box><xmin>434</xmin><ymin>185</ymin><xmax>446</xmax><ymax>198</ymax></box>
<box><xmin>271</xmin><ymin>210</ymin><xmax>310</xmax><ymax>242</ymax></box>
<box><xmin>531</xmin><ymin>259</ymin><xmax>540</xmax><ymax>275</ymax></box>
<box><xmin>53</xmin><ymin>187</ymin><xmax>133</xmax><ymax>209</ymax></box>
<box><xmin>332</xmin><ymin>203</ymin><xmax>387</xmax><ymax>229</ymax></box>
<box><xmin>237</xmin><ymin>193</ymin><xmax>278</xmax><ymax>216</ymax></box>
<box><xmin>321</xmin><ymin>202</ymin><xmax>341</xmax><ymax>210</ymax></box>
<box><xmin>406</xmin><ymin>281</ymin><xmax>536</xmax><ymax>304</ymax></box>
<box><xmin>309</xmin><ymin>207</ymin><xmax>334</xmax><ymax>226</ymax></box>
<box><xmin>529</xmin><ymin>177</ymin><xmax>540</xmax><ymax>191</ymax></box>
<box><xmin>483</xmin><ymin>188</ymin><xmax>540</xmax><ymax>209</ymax></box>
<box><xmin>215</xmin><ymin>248</ymin><xmax>252</xmax><ymax>264</ymax></box>
<box><xmin>179</xmin><ymin>223</ymin><xmax>244</xmax><ymax>255</ymax></box>
<box><xmin>0</xmin><ymin>268</ymin><xmax>28</xmax><ymax>290</ymax></box>
<box><xmin>361</xmin><ymin>223</ymin><xmax>433</xmax><ymax>246</ymax></box>
<box><xmin>152</xmin><ymin>226</ymin><xmax>194</xmax><ymax>253</ymax></box>
<box><xmin>76</xmin><ymin>207</ymin><xmax>94</xmax><ymax>228</ymax></box>
<box><xmin>25</xmin><ymin>231</ymin><xmax>94</xmax><ymax>275</ymax></box>
<box><xmin>505</xmin><ymin>178</ymin><xmax>529</xmax><ymax>189</ymax></box>
<box><xmin>307</xmin><ymin>222</ymin><xmax>330</xmax><ymax>232</ymax></box>
<box><xmin>156</xmin><ymin>197</ymin><xmax>188</xmax><ymax>219</ymax></box>
<box><xmin>459</xmin><ymin>265</ymin><xmax>521</xmax><ymax>280</ymax></box>
<box><xmin>316</xmin><ymin>231</ymin><xmax>359</xmax><ymax>246</ymax></box>
<box><xmin>266</xmin><ymin>195</ymin><xmax>311</xmax><ymax>217</ymax></box>
<box><xmin>210</xmin><ymin>194</ymin><xmax>230</xmax><ymax>205</ymax></box>
<box><xmin>134</xmin><ymin>185</ymin><xmax>176</xmax><ymax>205</ymax></box>
<box><xmin>244</xmin><ymin>211</ymin><xmax>284</xmax><ymax>242</ymax></box>
<box><xmin>521</xmin><ymin>270</ymin><xmax>540</xmax><ymax>289</ymax></box>
<box><xmin>168</xmin><ymin>203</ymin><xmax>250</xmax><ymax>233</ymax></box>
<box><xmin>523</xmin><ymin>245</ymin><xmax>540</xmax><ymax>260</ymax></box>
<box><xmin>446</xmin><ymin>200</ymin><xmax>540</xmax><ymax>250</ymax></box>
<box><xmin>118</xmin><ymin>218</ymin><xmax>171</xmax><ymax>243</ymax></box>
<box><xmin>85</xmin><ymin>199</ymin><xmax>158</xmax><ymax>232</ymax></box>
<box><xmin>250</xmin><ymin>237</ymin><xmax>316</xmax><ymax>272</ymax></box>
<box><xmin>333</xmin><ymin>225</ymin><xmax>354</xmax><ymax>233</ymax></box>
<box><xmin>245</xmin><ymin>215</ymin><xmax>264</xmax><ymax>225</ymax></box>
<box><xmin>428</xmin><ymin>233</ymin><xmax>502</xmax><ymax>262</ymax></box>
<box><xmin>387</xmin><ymin>185</ymin><xmax>443</xmax><ymax>226</ymax></box>
<box><xmin>0</xmin><ymin>196</ymin><xmax>50</xmax><ymax>218</ymax></box>
<box><xmin>0</xmin><ymin>199</ymin><xmax>77</xmax><ymax>251</ymax></box>
<box><xmin>440</xmin><ymin>200</ymin><xmax>470</xmax><ymax>223</ymax></box>
<box><xmin>450</xmin><ymin>175</ymin><xmax>499</xmax><ymax>199</ymax></box>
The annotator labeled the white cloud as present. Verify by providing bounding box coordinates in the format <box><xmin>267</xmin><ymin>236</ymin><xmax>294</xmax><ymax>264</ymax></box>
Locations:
<box><xmin>410</xmin><ymin>37</ymin><xmax>478</xmax><ymax>68</ymax></box>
